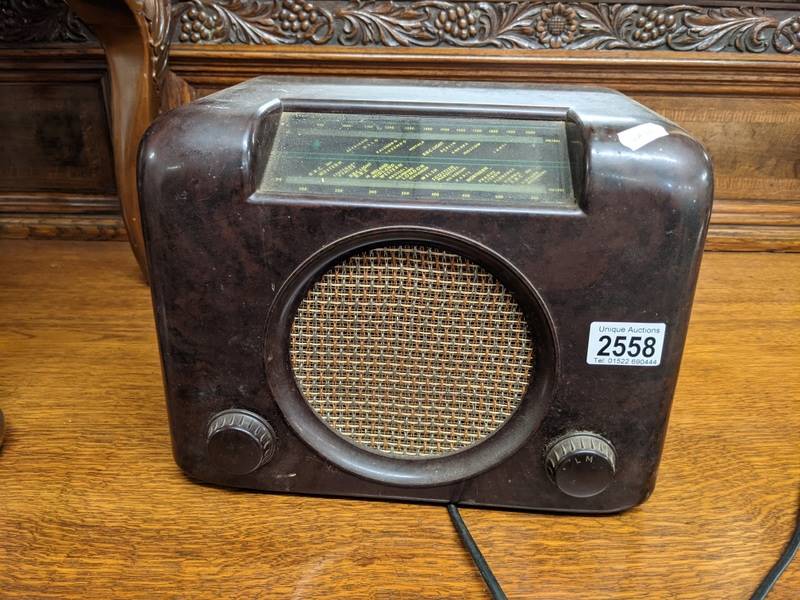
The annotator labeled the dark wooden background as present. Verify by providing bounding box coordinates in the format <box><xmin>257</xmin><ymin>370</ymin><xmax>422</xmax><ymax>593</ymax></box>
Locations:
<box><xmin>1</xmin><ymin>0</ymin><xmax>800</xmax><ymax>250</ymax></box>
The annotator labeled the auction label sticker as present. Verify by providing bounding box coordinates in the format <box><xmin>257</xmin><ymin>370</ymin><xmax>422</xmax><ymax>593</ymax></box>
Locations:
<box><xmin>586</xmin><ymin>322</ymin><xmax>666</xmax><ymax>367</ymax></box>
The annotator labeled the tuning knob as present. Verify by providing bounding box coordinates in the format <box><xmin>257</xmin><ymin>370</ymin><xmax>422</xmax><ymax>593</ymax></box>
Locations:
<box><xmin>546</xmin><ymin>432</ymin><xmax>616</xmax><ymax>498</ymax></box>
<box><xmin>207</xmin><ymin>409</ymin><xmax>276</xmax><ymax>475</ymax></box>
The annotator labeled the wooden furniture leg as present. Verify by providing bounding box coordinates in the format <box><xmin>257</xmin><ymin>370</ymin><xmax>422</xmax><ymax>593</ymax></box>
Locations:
<box><xmin>66</xmin><ymin>0</ymin><xmax>171</xmax><ymax>282</ymax></box>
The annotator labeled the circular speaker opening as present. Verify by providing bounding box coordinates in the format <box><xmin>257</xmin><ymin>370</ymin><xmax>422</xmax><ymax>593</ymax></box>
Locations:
<box><xmin>289</xmin><ymin>244</ymin><xmax>534</xmax><ymax>458</ymax></box>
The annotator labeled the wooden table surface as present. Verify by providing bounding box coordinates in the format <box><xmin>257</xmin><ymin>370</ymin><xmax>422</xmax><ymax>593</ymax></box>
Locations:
<box><xmin>0</xmin><ymin>240</ymin><xmax>798</xmax><ymax>599</ymax></box>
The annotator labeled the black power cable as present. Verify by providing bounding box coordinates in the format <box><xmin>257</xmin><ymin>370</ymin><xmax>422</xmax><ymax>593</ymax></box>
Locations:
<box><xmin>449</xmin><ymin>496</ymin><xmax>799</xmax><ymax>600</ymax></box>
<box><xmin>447</xmin><ymin>504</ymin><xmax>508</xmax><ymax>600</ymax></box>
<box><xmin>750</xmin><ymin>501</ymin><xmax>800</xmax><ymax>600</ymax></box>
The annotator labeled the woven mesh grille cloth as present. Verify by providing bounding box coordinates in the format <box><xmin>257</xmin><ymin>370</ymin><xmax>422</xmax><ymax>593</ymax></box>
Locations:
<box><xmin>290</xmin><ymin>245</ymin><xmax>534</xmax><ymax>457</ymax></box>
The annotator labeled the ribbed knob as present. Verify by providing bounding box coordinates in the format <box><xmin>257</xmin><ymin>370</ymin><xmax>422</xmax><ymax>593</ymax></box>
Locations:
<box><xmin>207</xmin><ymin>409</ymin><xmax>275</xmax><ymax>475</ymax></box>
<box><xmin>546</xmin><ymin>432</ymin><xmax>616</xmax><ymax>498</ymax></box>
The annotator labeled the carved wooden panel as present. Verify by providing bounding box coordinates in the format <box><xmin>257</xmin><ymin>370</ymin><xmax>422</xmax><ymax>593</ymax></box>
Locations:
<box><xmin>0</xmin><ymin>0</ymin><xmax>94</xmax><ymax>44</ymax></box>
<box><xmin>169</xmin><ymin>0</ymin><xmax>800</xmax><ymax>54</ymax></box>
<box><xmin>0</xmin><ymin>2</ymin><xmax>119</xmax><ymax>240</ymax></box>
<box><xmin>0</xmin><ymin>82</ymin><xmax>116</xmax><ymax>194</ymax></box>
<box><xmin>0</xmin><ymin>45</ymin><xmax>123</xmax><ymax>241</ymax></box>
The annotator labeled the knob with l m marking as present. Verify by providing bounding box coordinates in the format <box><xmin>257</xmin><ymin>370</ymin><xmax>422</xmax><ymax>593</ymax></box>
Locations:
<box><xmin>546</xmin><ymin>432</ymin><xmax>616</xmax><ymax>498</ymax></box>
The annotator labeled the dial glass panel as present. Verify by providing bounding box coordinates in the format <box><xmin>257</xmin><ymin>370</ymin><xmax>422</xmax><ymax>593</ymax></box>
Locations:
<box><xmin>258</xmin><ymin>111</ymin><xmax>575</xmax><ymax>207</ymax></box>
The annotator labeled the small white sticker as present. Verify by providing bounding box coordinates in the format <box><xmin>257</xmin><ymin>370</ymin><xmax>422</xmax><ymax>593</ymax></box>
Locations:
<box><xmin>586</xmin><ymin>322</ymin><xmax>666</xmax><ymax>367</ymax></box>
<box><xmin>617</xmin><ymin>123</ymin><xmax>669</xmax><ymax>151</ymax></box>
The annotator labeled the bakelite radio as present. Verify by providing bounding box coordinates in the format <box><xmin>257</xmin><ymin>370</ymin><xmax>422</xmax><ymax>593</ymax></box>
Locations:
<box><xmin>139</xmin><ymin>78</ymin><xmax>712</xmax><ymax>512</ymax></box>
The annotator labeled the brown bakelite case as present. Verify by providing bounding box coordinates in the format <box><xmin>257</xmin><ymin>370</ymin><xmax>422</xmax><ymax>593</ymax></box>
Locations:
<box><xmin>139</xmin><ymin>77</ymin><xmax>712</xmax><ymax>513</ymax></box>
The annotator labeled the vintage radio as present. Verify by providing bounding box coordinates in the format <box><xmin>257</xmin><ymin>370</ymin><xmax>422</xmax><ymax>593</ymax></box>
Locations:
<box><xmin>139</xmin><ymin>77</ymin><xmax>712</xmax><ymax>512</ymax></box>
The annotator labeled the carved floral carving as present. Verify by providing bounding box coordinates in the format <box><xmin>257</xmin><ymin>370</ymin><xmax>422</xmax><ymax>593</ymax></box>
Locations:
<box><xmin>535</xmin><ymin>3</ymin><xmax>578</xmax><ymax>48</ymax></box>
<box><xmin>0</xmin><ymin>0</ymin><xmax>93</xmax><ymax>43</ymax></box>
<box><xmin>434</xmin><ymin>4</ymin><xmax>479</xmax><ymax>41</ymax></box>
<box><xmin>1</xmin><ymin>1</ymin><xmax>796</xmax><ymax>53</ymax></box>
<box><xmin>175</xmin><ymin>0</ymin><xmax>334</xmax><ymax>43</ymax></box>
<box><xmin>170</xmin><ymin>0</ymin><xmax>800</xmax><ymax>53</ymax></box>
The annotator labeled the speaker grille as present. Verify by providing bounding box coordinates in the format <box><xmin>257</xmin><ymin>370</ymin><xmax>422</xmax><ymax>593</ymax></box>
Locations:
<box><xmin>289</xmin><ymin>245</ymin><xmax>534</xmax><ymax>457</ymax></box>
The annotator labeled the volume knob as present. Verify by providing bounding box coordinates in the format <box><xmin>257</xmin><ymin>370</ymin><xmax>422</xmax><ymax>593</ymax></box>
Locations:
<box><xmin>207</xmin><ymin>409</ymin><xmax>276</xmax><ymax>475</ymax></box>
<box><xmin>546</xmin><ymin>432</ymin><xmax>616</xmax><ymax>498</ymax></box>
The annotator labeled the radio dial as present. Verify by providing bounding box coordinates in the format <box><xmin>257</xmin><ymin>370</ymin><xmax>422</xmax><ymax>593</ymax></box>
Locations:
<box><xmin>207</xmin><ymin>409</ymin><xmax>275</xmax><ymax>475</ymax></box>
<box><xmin>546</xmin><ymin>433</ymin><xmax>616</xmax><ymax>498</ymax></box>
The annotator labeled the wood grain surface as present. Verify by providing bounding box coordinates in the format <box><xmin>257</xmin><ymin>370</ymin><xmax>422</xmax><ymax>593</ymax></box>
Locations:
<box><xmin>0</xmin><ymin>240</ymin><xmax>798</xmax><ymax>599</ymax></box>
